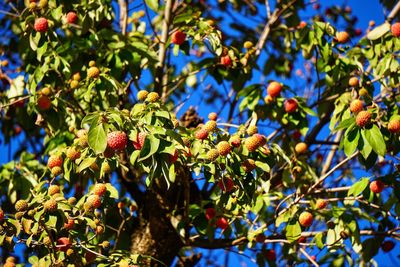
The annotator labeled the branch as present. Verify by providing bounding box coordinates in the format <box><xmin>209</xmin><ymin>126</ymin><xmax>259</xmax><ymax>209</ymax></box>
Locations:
<box><xmin>117</xmin><ymin>0</ymin><xmax>128</xmax><ymax>35</ymax></box>
<box><xmin>387</xmin><ymin>1</ymin><xmax>400</xmax><ymax>22</ymax></box>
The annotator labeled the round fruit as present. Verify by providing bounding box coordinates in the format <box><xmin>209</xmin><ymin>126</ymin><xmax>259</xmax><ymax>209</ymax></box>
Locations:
<box><xmin>137</xmin><ymin>90</ymin><xmax>149</xmax><ymax>101</ymax></box>
<box><xmin>267</xmin><ymin>81</ymin><xmax>283</xmax><ymax>97</ymax></box>
<box><xmin>242</xmin><ymin>159</ymin><xmax>256</xmax><ymax>172</ymax></box>
<box><xmin>253</xmin><ymin>133</ymin><xmax>267</xmax><ymax>147</ymax></box>
<box><xmin>88</xmin><ymin>60</ymin><xmax>96</xmax><ymax>67</ymax></box>
<box><xmin>244</xmin><ymin>41</ymin><xmax>254</xmax><ymax>49</ymax></box>
<box><xmin>64</xmin><ymin>219</ymin><xmax>74</xmax><ymax>230</ymax></box>
<box><xmin>133</xmin><ymin>132</ymin><xmax>147</xmax><ymax>150</ymax></box>
<box><xmin>66</xmin><ymin>11</ymin><xmax>78</xmax><ymax>24</ymax></box>
<box><xmin>370</xmin><ymin>180</ymin><xmax>384</xmax><ymax>193</ymax></box>
<box><xmin>388</xmin><ymin>118</ymin><xmax>400</xmax><ymax>133</ymax></box>
<box><xmin>96</xmin><ymin>225</ymin><xmax>105</xmax><ymax>235</ymax></box>
<box><xmin>284</xmin><ymin>98</ymin><xmax>298</xmax><ymax>113</ymax></box>
<box><xmin>298</xmin><ymin>21</ymin><xmax>307</xmax><ymax>28</ymax></box>
<box><xmin>34</xmin><ymin>18</ymin><xmax>48</xmax><ymax>32</ymax></box>
<box><xmin>44</xmin><ymin>199</ymin><xmax>58</xmax><ymax>212</ymax></box>
<box><xmin>171</xmin><ymin>30</ymin><xmax>186</xmax><ymax>45</ymax></box>
<box><xmin>56</xmin><ymin>237</ymin><xmax>71</xmax><ymax>252</ymax></box>
<box><xmin>381</xmin><ymin>240</ymin><xmax>395</xmax><ymax>252</ymax></box>
<box><xmin>216</xmin><ymin>141</ymin><xmax>231</xmax><ymax>156</ymax></box>
<box><xmin>216</xmin><ymin>217</ymin><xmax>229</xmax><ymax>230</ymax></box>
<box><xmin>37</xmin><ymin>95</ymin><xmax>52</xmax><ymax>110</ymax></box>
<box><xmin>48</xmin><ymin>185</ymin><xmax>60</xmax><ymax>196</ymax></box>
<box><xmin>146</xmin><ymin>92</ymin><xmax>160</xmax><ymax>102</ymax></box>
<box><xmin>218</xmin><ymin>177</ymin><xmax>234</xmax><ymax>192</ymax></box>
<box><xmin>220</xmin><ymin>55</ymin><xmax>232</xmax><ymax>67</ymax></box>
<box><xmin>0</xmin><ymin>209</ymin><xmax>4</xmax><ymax>221</ymax></box>
<box><xmin>349</xmin><ymin>99</ymin><xmax>363</xmax><ymax>113</ymax></box>
<box><xmin>15</xmin><ymin>200</ymin><xmax>28</xmax><ymax>212</ymax></box>
<box><xmin>295</xmin><ymin>142</ymin><xmax>308</xmax><ymax>154</ymax></box>
<box><xmin>48</xmin><ymin>155</ymin><xmax>63</xmax><ymax>168</ymax></box>
<box><xmin>208</xmin><ymin>112</ymin><xmax>218</xmax><ymax>121</ymax></box>
<box><xmin>315</xmin><ymin>199</ymin><xmax>328</xmax><ymax>209</ymax></box>
<box><xmin>87</xmin><ymin>66</ymin><xmax>100</xmax><ymax>79</ymax></box>
<box><xmin>391</xmin><ymin>22</ymin><xmax>400</xmax><ymax>37</ymax></box>
<box><xmin>246</xmin><ymin>125</ymin><xmax>258</xmax><ymax>135</ymax></box>
<box><xmin>93</xmin><ymin>183</ymin><xmax>107</xmax><ymax>196</ymax></box>
<box><xmin>41</xmin><ymin>87</ymin><xmax>51</xmax><ymax>96</ymax></box>
<box><xmin>229</xmin><ymin>135</ymin><xmax>241</xmax><ymax>148</ymax></box>
<box><xmin>51</xmin><ymin>166</ymin><xmax>63</xmax><ymax>176</ymax></box>
<box><xmin>206</xmin><ymin>149</ymin><xmax>219</xmax><ymax>162</ymax></box>
<box><xmin>68</xmin><ymin>197</ymin><xmax>77</xmax><ymax>205</ymax></box>
<box><xmin>72</xmin><ymin>72</ymin><xmax>81</xmax><ymax>81</ymax></box>
<box><xmin>255</xmin><ymin>233</ymin><xmax>266</xmax><ymax>243</ymax></box>
<box><xmin>349</xmin><ymin>77</ymin><xmax>359</xmax><ymax>87</ymax></box>
<box><xmin>265</xmin><ymin>249</ymin><xmax>276</xmax><ymax>261</ymax></box>
<box><xmin>355</xmin><ymin>111</ymin><xmax>371</xmax><ymax>128</ymax></box>
<box><xmin>66</xmin><ymin>146</ymin><xmax>81</xmax><ymax>160</ymax></box>
<box><xmin>293</xmin><ymin>131</ymin><xmax>302</xmax><ymax>139</ymax></box>
<box><xmin>87</xmin><ymin>194</ymin><xmax>101</xmax><ymax>209</ymax></box>
<box><xmin>205</xmin><ymin>207</ymin><xmax>216</xmax><ymax>220</ymax></box>
<box><xmin>299</xmin><ymin>211</ymin><xmax>313</xmax><ymax>227</ymax></box>
<box><xmin>107</xmin><ymin>131</ymin><xmax>128</xmax><ymax>151</ymax></box>
<box><xmin>195</xmin><ymin>128</ymin><xmax>209</xmax><ymax>140</ymax></box>
<box><xmin>244</xmin><ymin>136</ymin><xmax>260</xmax><ymax>152</ymax></box>
<box><xmin>204</xmin><ymin>120</ymin><xmax>217</xmax><ymax>132</ymax></box>
<box><xmin>101</xmin><ymin>241</ymin><xmax>111</xmax><ymax>249</ymax></box>
<box><xmin>336</xmin><ymin>31</ymin><xmax>350</xmax><ymax>43</ymax></box>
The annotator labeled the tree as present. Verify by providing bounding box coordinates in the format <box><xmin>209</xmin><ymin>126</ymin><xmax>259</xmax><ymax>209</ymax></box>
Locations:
<box><xmin>0</xmin><ymin>0</ymin><xmax>399</xmax><ymax>266</ymax></box>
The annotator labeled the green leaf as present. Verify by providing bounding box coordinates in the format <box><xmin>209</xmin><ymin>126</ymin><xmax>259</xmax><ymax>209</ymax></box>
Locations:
<box><xmin>285</xmin><ymin>221</ymin><xmax>301</xmax><ymax>242</ymax></box>
<box><xmin>348</xmin><ymin>177</ymin><xmax>369</xmax><ymax>197</ymax></box>
<box><xmin>363</xmin><ymin>125</ymin><xmax>386</xmax><ymax>156</ymax></box>
<box><xmin>343</xmin><ymin>125</ymin><xmax>359</xmax><ymax>157</ymax></box>
<box><xmin>106</xmin><ymin>183</ymin><xmax>119</xmax><ymax>199</ymax></box>
<box><xmin>169</xmin><ymin>164</ymin><xmax>176</xmax><ymax>183</ymax></box>
<box><xmin>76</xmin><ymin>157</ymin><xmax>97</xmax><ymax>173</ymax></box>
<box><xmin>145</xmin><ymin>0</ymin><xmax>159</xmax><ymax>11</ymax></box>
<box><xmin>367</xmin><ymin>22</ymin><xmax>390</xmax><ymax>40</ymax></box>
<box><xmin>361</xmin><ymin>237</ymin><xmax>382</xmax><ymax>261</ymax></box>
<box><xmin>255</xmin><ymin>161</ymin><xmax>270</xmax><ymax>172</ymax></box>
<box><xmin>88</xmin><ymin>124</ymin><xmax>107</xmax><ymax>154</ymax></box>
<box><xmin>139</xmin><ymin>135</ymin><xmax>160</xmax><ymax>161</ymax></box>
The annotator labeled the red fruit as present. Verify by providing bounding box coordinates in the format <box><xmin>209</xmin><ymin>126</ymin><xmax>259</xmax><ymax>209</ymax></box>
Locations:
<box><xmin>85</xmin><ymin>251</ymin><xmax>96</xmax><ymax>263</ymax></box>
<box><xmin>37</xmin><ymin>95</ymin><xmax>52</xmax><ymax>110</ymax></box>
<box><xmin>388</xmin><ymin>118</ymin><xmax>400</xmax><ymax>133</ymax></box>
<box><xmin>354</xmin><ymin>28</ymin><xmax>362</xmax><ymax>36</ymax></box>
<box><xmin>313</xmin><ymin>3</ymin><xmax>320</xmax><ymax>9</ymax></box>
<box><xmin>299</xmin><ymin>211</ymin><xmax>313</xmax><ymax>227</ymax></box>
<box><xmin>267</xmin><ymin>81</ymin><xmax>282</xmax><ymax>97</ymax></box>
<box><xmin>47</xmin><ymin>155</ymin><xmax>63</xmax><ymax>169</ymax></box>
<box><xmin>66</xmin><ymin>11</ymin><xmax>78</xmax><ymax>24</ymax></box>
<box><xmin>391</xmin><ymin>22</ymin><xmax>400</xmax><ymax>37</ymax></box>
<box><xmin>336</xmin><ymin>31</ymin><xmax>350</xmax><ymax>43</ymax></box>
<box><xmin>310</xmin><ymin>256</ymin><xmax>317</xmax><ymax>262</ymax></box>
<box><xmin>208</xmin><ymin>112</ymin><xmax>218</xmax><ymax>121</ymax></box>
<box><xmin>293</xmin><ymin>131</ymin><xmax>302</xmax><ymax>139</ymax></box>
<box><xmin>133</xmin><ymin>132</ymin><xmax>147</xmax><ymax>150</ymax></box>
<box><xmin>315</xmin><ymin>199</ymin><xmax>327</xmax><ymax>209</ymax></box>
<box><xmin>216</xmin><ymin>217</ymin><xmax>229</xmax><ymax>230</ymax></box>
<box><xmin>297</xmin><ymin>236</ymin><xmax>306</xmax><ymax>244</ymax></box>
<box><xmin>107</xmin><ymin>131</ymin><xmax>127</xmax><ymax>151</ymax></box>
<box><xmin>255</xmin><ymin>233</ymin><xmax>266</xmax><ymax>243</ymax></box>
<box><xmin>56</xmin><ymin>237</ymin><xmax>71</xmax><ymax>252</ymax></box>
<box><xmin>64</xmin><ymin>219</ymin><xmax>74</xmax><ymax>230</ymax></box>
<box><xmin>253</xmin><ymin>133</ymin><xmax>267</xmax><ymax>147</ymax></box>
<box><xmin>34</xmin><ymin>18</ymin><xmax>48</xmax><ymax>32</ymax></box>
<box><xmin>370</xmin><ymin>180</ymin><xmax>384</xmax><ymax>193</ymax></box>
<box><xmin>265</xmin><ymin>249</ymin><xmax>276</xmax><ymax>261</ymax></box>
<box><xmin>298</xmin><ymin>21</ymin><xmax>307</xmax><ymax>29</ymax></box>
<box><xmin>381</xmin><ymin>240</ymin><xmax>395</xmax><ymax>252</ymax></box>
<box><xmin>218</xmin><ymin>177</ymin><xmax>234</xmax><ymax>192</ymax></box>
<box><xmin>93</xmin><ymin>183</ymin><xmax>107</xmax><ymax>196</ymax></box>
<box><xmin>229</xmin><ymin>135</ymin><xmax>241</xmax><ymax>148</ymax></box>
<box><xmin>244</xmin><ymin>136</ymin><xmax>260</xmax><ymax>152</ymax></box>
<box><xmin>171</xmin><ymin>30</ymin><xmax>186</xmax><ymax>45</ymax></box>
<box><xmin>349</xmin><ymin>99</ymin><xmax>363</xmax><ymax>113</ymax></box>
<box><xmin>87</xmin><ymin>194</ymin><xmax>102</xmax><ymax>209</ymax></box>
<box><xmin>220</xmin><ymin>55</ymin><xmax>232</xmax><ymax>67</ymax></box>
<box><xmin>195</xmin><ymin>128</ymin><xmax>209</xmax><ymax>140</ymax></box>
<box><xmin>284</xmin><ymin>98</ymin><xmax>298</xmax><ymax>113</ymax></box>
<box><xmin>355</xmin><ymin>111</ymin><xmax>371</xmax><ymax>128</ymax></box>
<box><xmin>205</xmin><ymin>208</ymin><xmax>216</xmax><ymax>221</ymax></box>
<box><xmin>0</xmin><ymin>209</ymin><xmax>4</xmax><ymax>221</ymax></box>
<box><xmin>169</xmin><ymin>150</ymin><xmax>179</xmax><ymax>163</ymax></box>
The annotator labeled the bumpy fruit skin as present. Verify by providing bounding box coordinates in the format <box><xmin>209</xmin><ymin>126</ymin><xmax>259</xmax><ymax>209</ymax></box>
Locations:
<box><xmin>349</xmin><ymin>99</ymin><xmax>363</xmax><ymax>113</ymax></box>
<box><xmin>229</xmin><ymin>135</ymin><xmax>241</xmax><ymax>148</ymax></box>
<box><xmin>146</xmin><ymin>92</ymin><xmax>160</xmax><ymax>102</ymax></box>
<box><xmin>47</xmin><ymin>155</ymin><xmax>63</xmax><ymax>169</ymax></box>
<box><xmin>171</xmin><ymin>30</ymin><xmax>186</xmax><ymax>45</ymax></box>
<box><xmin>87</xmin><ymin>194</ymin><xmax>101</xmax><ymax>209</ymax></box>
<box><xmin>107</xmin><ymin>131</ymin><xmax>128</xmax><ymax>151</ymax></box>
<box><xmin>336</xmin><ymin>31</ymin><xmax>350</xmax><ymax>43</ymax></box>
<box><xmin>265</xmin><ymin>249</ymin><xmax>276</xmax><ymax>261</ymax></box>
<box><xmin>253</xmin><ymin>133</ymin><xmax>267</xmax><ymax>147</ymax></box>
<box><xmin>295</xmin><ymin>142</ymin><xmax>308</xmax><ymax>154</ymax></box>
<box><xmin>208</xmin><ymin>112</ymin><xmax>218</xmax><ymax>121</ymax></box>
<box><xmin>205</xmin><ymin>208</ymin><xmax>216</xmax><ymax>220</ymax></box>
<box><xmin>37</xmin><ymin>95</ymin><xmax>52</xmax><ymax>110</ymax></box>
<box><xmin>244</xmin><ymin>41</ymin><xmax>254</xmax><ymax>49</ymax></box>
<box><xmin>93</xmin><ymin>183</ymin><xmax>107</xmax><ymax>196</ymax></box>
<box><xmin>391</xmin><ymin>22</ymin><xmax>400</xmax><ymax>37</ymax></box>
<box><xmin>64</xmin><ymin>219</ymin><xmax>74</xmax><ymax>230</ymax></box>
<box><xmin>137</xmin><ymin>90</ymin><xmax>149</xmax><ymax>101</ymax></box>
<box><xmin>216</xmin><ymin>141</ymin><xmax>231</xmax><ymax>156</ymax></box>
<box><xmin>245</xmin><ymin>136</ymin><xmax>260</xmax><ymax>152</ymax></box>
<box><xmin>51</xmin><ymin>166</ymin><xmax>63</xmax><ymax>176</ymax></box>
<box><xmin>48</xmin><ymin>185</ymin><xmax>60</xmax><ymax>196</ymax></box>
<box><xmin>218</xmin><ymin>177</ymin><xmax>234</xmax><ymax>192</ymax></box>
<box><xmin>15</xmin><ymin>200</ymin><xmax>28</xmax><ymax>212</ymax></box>
<box><xmin>349</xmin><ymin>77</ymin><xmax>359</xmax><ymax>87</ymax></box>
<box><xmin>299</xmin><ymin>211</ymin><xmax>313</xmax><ymax>227</ymax></box>
<box><xmin>381</xmin><ymin>240</ymin><xmax>395</xmax><ymax>252</ymax></box>
<box><xmin>220</xmin><ymin>55</ymin><xmax>232</xmax><ymax>67</ymax></box>
<box><xmin>206</xmin><ymin>149</ymin><xmax>220</xmax><ymax>162</ymax></box>
<box><xmin>0</xmin><ymin>209</ymin><xmax>4</xmax><ymax>221</ymax></box>
<box><xmin>133</xmin><ymin>132</ymin><xmax>147</xmax><ymax>150</ymax></box>
<box><xmin>247</xmin><ymin>125</ymin><xmax>258</xmax><ymax>135</ymax></box>
<box><xmin>195</xmin><ymin>128</ymin><xmax>209</xmax><ymax>140</ymax></box>
<box><xmin>57</xmin><ymin>237</ymin><xmax>71</xmax><ymax>252</ymax></box>
<box><xmin>204</xmin><ymin>120</ymin><xmax>217</xmax><ymax>132</ymax></box>
<box><xmin>44</xmin><ymin>199</ymin><xmax>58</xmax><ymax>212</ymax></box>
<box><xmin>370</xmin><ymin>180</ymin><xmax>384</xmax><ymax>193</ymax></box>
<box><xmin>388</xmin><ymin>118</ymin><xmax>400</xmax><ymax>133</ymax></box>
<box><xmin>68</xmin><ymin>197</ymin><xmax>77</xmax><ymax>205</ymax></box>
<box><xmin>87</xmin><ymin>66</ymin><xmax>100</xmax><ymax>79</ymax></box>
<box><xmin>267</xmin><ymin>81</ymin><xmax>282</xmax><ymax>97</ymax></box>
<box><xmin>216</xmin><ymin>217</ymin><xmax>229</xmax><ymax>230</ymax></box>
<box><xmin>66</xmin><ymin>11</ymin><xmax>78</xmax><ymax>24</ymax></box>
<box><xmin>284</xmin><ymin>98</ymin><xmax>298</xmax><ymax>113</ymax></box>
<box><xmin>315</xmin><ymin>199</ymin><xmax>328</xmax><ymax>209</ymax></box>
<box><xmin>66</xmin><ymin>146</ymin><xmax>81</xmax><ymax>160</ymax></box>
<box><xmin>355</xmin><ymin>111</ymin><xmax>371</xmax><ymax>127</ymax></box>
<box><xmin>242</xmin><ymin>159</ymin><xmax>256</xmax><ymax>172</ymax></box>
<box><xmin>34</xmin><ymin>18</ymin><xmax>48</xmax><ymax>32</ymax></box>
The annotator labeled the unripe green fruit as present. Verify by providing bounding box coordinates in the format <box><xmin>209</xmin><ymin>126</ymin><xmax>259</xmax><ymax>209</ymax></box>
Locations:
<box><xmin>44</xmin><ymin>198</ymin><xmax>58</xmax><ymax>213</ymax></box>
